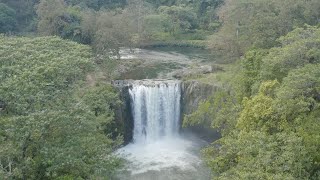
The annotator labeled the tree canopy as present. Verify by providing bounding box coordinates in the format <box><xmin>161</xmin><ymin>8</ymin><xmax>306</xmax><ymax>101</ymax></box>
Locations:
<box><xmin>185</xmin><ymin>21</ymin><xmax>320</xmax><ymax>180</ymax></box>
<box><xmin>0</xmin><ymin>3</ymin><xmax>17</xmax><ymax>33</ymax></box>
<box><xmin>0</xmin><ymin>36</ymin><xmax>123</xmax><ymax>179</ymax></box>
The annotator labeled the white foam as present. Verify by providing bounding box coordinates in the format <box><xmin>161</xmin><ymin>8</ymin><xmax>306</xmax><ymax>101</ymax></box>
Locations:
<box><xmin>117</xmin><ymin>136</ymin><xmax>202</xmax><ymax>175</ymax></box>
<box><xmin>129</xmin><ymin>81</ymin><xmax>181</xmax><ymax>143</ymax></box>
<box><xmin>116</xmin><ymin>80</ymin><xmax>208</xmax><ymax>178</ymax></box>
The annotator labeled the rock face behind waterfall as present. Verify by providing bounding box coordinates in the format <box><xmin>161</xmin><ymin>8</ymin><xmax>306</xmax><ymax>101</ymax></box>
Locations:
<box><xmin>181</xmin><ymin>80</ymin><xmax>218</xmax><ymax>115</ymax></box>
<box><xmin>114</xmin><ymin>79</ymin><xmax>214</xmax><ymax>179</ymax></box>
<box><xmin>112</xmin><ymin>80</ymin><xmax>181</xmax><ymax>143</ymax></box>
<box><xmin>112</xmin><ymin>79</ymin><xmax>220</xmax><ymax>143</ymax></box>
<box><xmin>181</xmin><ymin>80</ymin><xmax>221</xmax><ymax>141</ymax></box>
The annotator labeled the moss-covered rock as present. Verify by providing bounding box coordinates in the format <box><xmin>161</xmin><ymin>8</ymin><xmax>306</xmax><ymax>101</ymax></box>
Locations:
<box><xmin>181</xmin><ymin>80</ymin><xmax>220</xmax><ymax>141</ymax></box>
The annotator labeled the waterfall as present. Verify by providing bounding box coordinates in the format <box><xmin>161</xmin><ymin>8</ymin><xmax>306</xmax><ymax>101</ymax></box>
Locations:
<box><xmin>117</xmin><ymin>80</ymin><xmax>207</xmax><ymax>178</ymax></box>
<box><xmin>129</xmin><ymin>80</ymin><xmax>181</xmax><ymax>143</ymax></box>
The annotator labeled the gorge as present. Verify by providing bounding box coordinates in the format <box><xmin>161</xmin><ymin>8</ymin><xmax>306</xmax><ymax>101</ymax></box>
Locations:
<box><xmin>116</xmin><ymin>80</ymin><xmax>212</xmax><ymax>180</ymax></box>
<box><xmin>108</xmin><ymin>47</ymin><xmax>220</xmax><ymax>179</ymax></box>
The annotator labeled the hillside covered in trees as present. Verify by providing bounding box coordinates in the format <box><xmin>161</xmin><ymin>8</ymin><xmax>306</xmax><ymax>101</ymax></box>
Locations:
<box><xmin>0</xmin><ymin>0</ymin><xmax>320</xmax><ymax>179</ymax></box>
<box><xmin>184</xmin><ymin>0</ymin><xmax>320</xmax><ymax>179</ymax></box>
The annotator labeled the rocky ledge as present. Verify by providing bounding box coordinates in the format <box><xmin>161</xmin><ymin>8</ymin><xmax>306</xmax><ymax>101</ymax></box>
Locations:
<box><xmin>112</xmin><ymin>79</ymin><xmax>220</xmax><ymax>143</ymax></box>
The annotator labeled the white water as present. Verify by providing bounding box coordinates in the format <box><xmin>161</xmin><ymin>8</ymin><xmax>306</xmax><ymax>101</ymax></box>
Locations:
<box><xmin>129</xmin><ymin>81</ymin><xmax>181</xmax><ymax>143</ymax></box>
<box><xmin>116</xmin><ymin>80</ymin><xmax>210</xmax><ymax>180</ymax></box>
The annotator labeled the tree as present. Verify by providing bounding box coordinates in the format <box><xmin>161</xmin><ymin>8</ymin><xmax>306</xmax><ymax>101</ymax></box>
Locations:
<box><xmin>36</xmin><ymin>0</ymin><xmax>67</xmax><ymax>35</ymax></box>
<box><xmin>145</xmin><ymin>0</ymin><xmax>176</xmax><ymax>7</ymax></box>
<box><xmin>93</xmin><ymin>10</ymin><xmax>133</xmax><ymax>59</ymax></box>
<box><xmin>125</xmin><ymin>0</ymin><xmax>153</xmax><ymax>44</ymax></box>
<box><xmin>259</xmin><ymin>26</ymin><xmax>320</xmax><ymax>83</ymax></box>
<box><xmin>187</xmin><ymin>26</ymin><xmax>320</xmax><ymax>179</ymax></box>
<box><xmin>237</xmin><ymin>81</ymin><xmax>278</xmax><ymax>131</ymax></box>
<box><xmin>0</xmin><ymin>36</ymin><xmax>93</xmax><ymax>115</ymax></box>
<box><xmin>276</xmin><ymin>64</ymin><xmax>320</xmax><ymax>178</ymax></box>
<box><xmin>0</xmin><ymin>0</ymin><xmax>39</xmax><ymax>32</ymax></box>
<box><xmin>178</xmin><ymin>0</ymin><xmax>223</xmax><ymax>29</ymax></box>
<box><xmin>65</xmin><ymin>0</ymin><xmax>126</xmax><ymax>10</ymax></box>
<box><xmin>208</xmin><ymin>0</ymin><xmax>320</xmax><ymax>60</ymax></box>
<box><xmin>80</xmin><ymin>9</ymin><xmax>96</xmax><ymax>44</ymax></box>
<box><xmin>142</xmin><ymin>14</ymin><xmax>173</xmax><ymax>40</ymax></box>
<box><xmin>159</xmin><ymin>5</ymin><xmax>198</xmax><ymax>33</ymax></box>
<box><xmin>0</xmin><ymin>3</ymin><xmax>17</xmax><ymax>33</ymax></box>
<box><xmin>0</xmin><ymin>36</ymin><xmax>123</xmax><ymax>179</ymax></box>
<box><xmin>204</xmin><ymin>131</ymin><xmax>311</xmax><ymax>180</ymax></box>
<box><xmin>240</xmin><ymin>49</ymin><xmax>268</xmax><ymax>97</ymax></box>
<box><xmin>36</xmin><ymin>0</ymin><xmax>86</xmax><ymax>43</ymax></box>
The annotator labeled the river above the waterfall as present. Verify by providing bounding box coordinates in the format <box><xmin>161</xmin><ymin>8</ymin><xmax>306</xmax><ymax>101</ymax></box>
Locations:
<box><xmin>116</xmin><ymin>47</ymin><xmax>216</xmax><ymax>80</ymax></box>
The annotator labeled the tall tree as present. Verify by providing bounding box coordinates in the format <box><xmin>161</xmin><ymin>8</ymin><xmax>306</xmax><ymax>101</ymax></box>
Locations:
<box><xmin>0</xmin><ymin>36</ymin><xmax>123</xmax><ymax>179</ymax></box>
<box><xmin>0</xmin><ymin>3</ymin><xmax>17</xmax><ymax>33</ymax></box>
<box><xmin>36</xmin><ymin>0</ymin><xmax>67</xmax><ymax>36</ymax></box>
<box><xmin>209</xmin><ymin>0</ymin><xmax>320</xmax><ymax>60</ymax></box>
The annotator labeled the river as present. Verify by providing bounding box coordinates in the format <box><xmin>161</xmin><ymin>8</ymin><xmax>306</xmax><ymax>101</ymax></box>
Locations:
<box><xmin>117</xmin><ymin>47</ymin><xmax>215</xmax><ymax>80</ymax></box>
<box><xmin>114</xmin><ymin>48</ymin><xmax>214</xmax><ymax>180</ymax></box>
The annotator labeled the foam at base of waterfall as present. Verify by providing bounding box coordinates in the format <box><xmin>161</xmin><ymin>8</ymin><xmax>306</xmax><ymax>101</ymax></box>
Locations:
<box><xmin>117</xmin><ymin>80</ymin><xmax>210</xmax><ymax>179</ymax></box>
<box><xmin>117</xmin><ymin>136</ymin><xmax>202</xmax><ymax>175</ymax></box>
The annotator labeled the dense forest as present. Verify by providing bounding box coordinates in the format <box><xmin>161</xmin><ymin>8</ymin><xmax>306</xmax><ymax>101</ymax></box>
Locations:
<box><xmin>0</xmin><ymin>0</ymin><xmax>223</xmax><ymax>56</ymax></box>
<box><xmin>184</xmin><ymin>0</ymin><xmax>320</xmax><ymax>179</ymax></box>
<box><xmin>0</xmin><ymin>0</ymin><xmax>320</xmax><ymax>179</ymax></box>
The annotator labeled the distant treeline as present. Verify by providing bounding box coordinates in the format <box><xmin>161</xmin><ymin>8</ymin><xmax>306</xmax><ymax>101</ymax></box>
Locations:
<box><xmin>0</xmin><ymin>0</ymin><xmax>223</xmax><ymax>57</ymax></box>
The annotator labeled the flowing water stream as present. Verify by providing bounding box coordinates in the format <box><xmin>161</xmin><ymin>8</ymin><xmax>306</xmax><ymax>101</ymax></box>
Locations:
<box><xmin>118</xmin><ymin>47</ymin><xmax>215</xmax><ymax>80</ymax></box>
<box><xmin>116</xmin><ymin>80</ymin><xmax>211</xmax><ymax>180</ymax></box>
<box><xmin>129</xmin><ymin>81</ymin><xmax>181</xmax><ymax>143</ymax></box>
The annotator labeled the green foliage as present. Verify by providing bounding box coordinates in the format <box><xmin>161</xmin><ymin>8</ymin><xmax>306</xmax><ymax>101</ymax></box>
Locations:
<box><xmin>0</xmin><ymin>36</ymin><xmax>93</xmax><ymax>115</ymax></box>
<box><xmin>159</xmin><ymin>5</ymin><xmax>198</xmax><ymax>33</ymax></box>
<box><xmin>259</xmin><ymin>26</ymin><xmax>320</xmax><ymax>82</ymax></box>
<box><xmin>0</xmin><ymin>107</ymin><xmax>121</xmax><ymax>179</ymax></box>
<box><xmin>240</xmin><ymin>49</ymin><xmax>268</xmax><ymax>97</ymax></box>
<box><xmin>141</xmin><ymin>0</ymin><xmax>223</xmax><ymax>42</ymax></box>
<box><xmin>183</xmin><ymin>90</ymin><xmax>240</xmax><ymax>136</ymax></box>
<box><xmin>36</xmin><ymin>0</ymin><xmax>68</xmax><ymax>35</ymax></box>
<box><xmin>82</xmin><ymin>84</ymin><xmax>123</xmax><ymax>139</ymax></box>
<box><xmin>276</xmin><ymin>64</ymin><xmax>320</xmax><ymax>119</ymax></box>
<box><xmin>65</xmin><ymin>0</ymin><xmax>126</xmax><ymax>10</ymax></box>
<box><xmin>1</xmin><ymin>0</ymin><xmax>222</xmax><ymax>46</ymax></box>
<box><xmin>81</xmin><ymin>0</ymin><xmax>151</xmax><ymax>57</ymax></box>
<box><xmin>93</xmin><ymin>10</ymin><xmax>135</xmax><ymax>58</ymax></box>
<box><xmin>0</xmin><ymin>0</ymin><xmax>38</xmax><ymax>33</ymax></box>
<box><xmin>209</xmin><ymin>0</ymin><xmax>320</xmax><ymax>59</ymax></box>
<box><xmin>0</xmin><ymin>0</ymin><xmax>127</xmax><ymax>34</ymax></box>
<box><xmin>0</xmin><ymin>3</ymin><xmax>17</xmax><ymax>33</ymax></box>
<box><xmin>178</xmin><ymin>0</ymin><xmax>223</xmax><ymax>29</ymax></box>
<box><xmin>143</xmin><ymin>14</ymin><xmax>172</xmax><ymax>38</ymax></box>
<box><xmin>36</xmin><ymin>0</ymin><xmax>88</xmax><ymax>43</ymax></box>
<box><xmin>237</xmin><ymin>80</ymin><xmax>285</xmax><ymax>133</ymax></box>
<box><xmin>204</xmin><ymin>131</ymin><xmax>311</xmax><ymax>180</ymax></box>
<box><xmin>145</xmin><ymin>0</ymin><xmax>176</xmax><ymax>7</ymax></box>
<box><xmin>0</xmin><ymin>36</ymin><xmax>122</xmax><ymax>179</ymax></box>
<box><xmin>187</xmin><ymin>26</ymin><xmax>320</xmax><ymax>179</ymax></box>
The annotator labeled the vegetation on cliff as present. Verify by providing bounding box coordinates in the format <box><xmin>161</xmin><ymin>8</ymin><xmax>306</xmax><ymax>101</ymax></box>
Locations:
<box><xmin>0</xmin><ymin>0</ymin><xmax>320</xmax><ymax>179</ymax></box>
<box><xmin>184</xmin><ymin>0</ymin><xmax>320</xmax><ymax>178</ymax></box>
<box><xmin>0</xmin><ymin>36</ymin><xmax>122</xmax><ymax>179</ymax></box>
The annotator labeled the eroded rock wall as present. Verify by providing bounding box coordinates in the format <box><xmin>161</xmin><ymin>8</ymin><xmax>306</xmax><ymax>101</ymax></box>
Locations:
<box><xmin>113</xmin><ymin>83</ymin><xmax>134</xmax><ymax>144</ymax></box>
<box><xmin>181</xmin><ymin>80</ymin><xmax>220</xmax><ymax>141</ymax></box>
<box><xmin>112</xmin><ymin>79</ymin><xmax>220</xmax><ymax>143</ymax></box>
